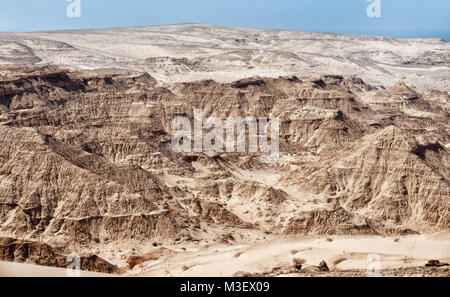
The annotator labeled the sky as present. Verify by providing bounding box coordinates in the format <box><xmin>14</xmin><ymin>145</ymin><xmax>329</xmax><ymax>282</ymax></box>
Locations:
<box><xmin>0</xmin><ymin>0</ymin><xmax>449</xmax><ymax>40</ymax></box>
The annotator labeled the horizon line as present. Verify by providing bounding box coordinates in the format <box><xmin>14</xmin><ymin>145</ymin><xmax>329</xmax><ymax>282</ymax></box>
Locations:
<box><xmin>1</xmin><ymin>23</ymin><xmax>448</xmax><ymax>42</ymax></box>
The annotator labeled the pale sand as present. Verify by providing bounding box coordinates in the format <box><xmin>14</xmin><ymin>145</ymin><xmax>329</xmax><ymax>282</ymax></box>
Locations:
<box><xmin>129</xmin><ymin>233</ymin><xmax>450</xmax><ymax>277</ymax></box>
<box><xmin>1</xmin><ymin>234</ymin><xmax>448</xmax><ymax>277</ymax></box>
<box><xmin>0</xmin><ymin>261</ymin><xmax>110</xmax><ymax>277</ymax></box>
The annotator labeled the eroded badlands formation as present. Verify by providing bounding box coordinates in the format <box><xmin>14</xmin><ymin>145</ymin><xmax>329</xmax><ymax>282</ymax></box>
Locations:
<box><xmin>0</xmin><ymin>25</ymin><xmax>448</xmax><ymax>276</ymax></box>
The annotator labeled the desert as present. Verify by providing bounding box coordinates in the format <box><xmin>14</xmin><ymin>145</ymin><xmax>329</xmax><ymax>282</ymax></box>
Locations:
<box><xmin>0</xmin><ymin>24</ymin><xmax>448</xmax><ymax>277</ymax></box>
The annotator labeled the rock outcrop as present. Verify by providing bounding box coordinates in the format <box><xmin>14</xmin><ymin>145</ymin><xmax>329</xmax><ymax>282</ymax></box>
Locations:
<box><xmin>0</xmin><ymin>237</ymin><xmax>117</xmax><ymax>273</ymax></box>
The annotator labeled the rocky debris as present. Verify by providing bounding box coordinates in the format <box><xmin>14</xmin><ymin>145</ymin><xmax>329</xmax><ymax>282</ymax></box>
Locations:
<box><xmin>319</xmin><ymin>260</ymin><xmax>330</xmax><ymax>272</ymax></box>
<box><xmin>233</xmin><ymin>271</ymin><xmax>259</xmax><ymax>277</ymax></box>
<box><xmin>293</xmin><ymin>258</ymin><xmax>306</xmax><ymax>271</ymax></box>
<box><xmin>299</xmin><ymin>266</ymin><xmax>450</xmax><ymax>277</ymax></box>
<box><xmin>234</xmin><ymin>265</ymin><xmax>450</xmax><ymax>277</ymax></box>
<box><xmin>425</xmin><ymin>260</ymin><xmax>449</xmax><ymax>267</ymax></box>
<box><xmin>126</xmin><ymin>247</ymin><xmax>172</xmax><ymax>269</ymax></box>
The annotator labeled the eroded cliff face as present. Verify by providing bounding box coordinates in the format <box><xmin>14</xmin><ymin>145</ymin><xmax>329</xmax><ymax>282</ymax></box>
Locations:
<box><xmin>0</xmin><ymin>237</ymin><xmax>118</xmax><ymax>273</ymax></box>
<box><xmin>0</xmin><ymin>65</ymin><xmax>448</xmax><ymax>271</ymax></box>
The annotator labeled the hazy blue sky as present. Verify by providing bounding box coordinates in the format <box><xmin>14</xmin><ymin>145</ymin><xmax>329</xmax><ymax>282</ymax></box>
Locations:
<box><xmin>0</xmin><ymin>0</ymin><xmax>449</xmax><ymax>39</ymax></box>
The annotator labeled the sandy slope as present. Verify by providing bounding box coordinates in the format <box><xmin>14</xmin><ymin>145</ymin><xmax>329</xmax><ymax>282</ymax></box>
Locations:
<box><xmin>0</xmin><ymin>24</ymin><xmax>449</xmax><ymax>91</ymax></box>
<box><xmin>0</xmin><ymin>261</ymin><xmax>109</xmax><ymax>277</ymax></box>
<box><xmin>128</xmin><ymin>233</ymin><xmax>450</xmax><ymax>277</ymax></box>
<box><xmin>2</xmin><ymin>234</ymin><xmax>448</xmax><ymax>277</ymax></box>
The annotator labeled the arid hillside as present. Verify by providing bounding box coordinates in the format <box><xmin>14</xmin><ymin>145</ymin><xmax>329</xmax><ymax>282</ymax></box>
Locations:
<box><xmin>0</xmin><ymin>25</ymin><xmax>448</xmax><ymax>276</ymax></box>
<box><xmin>0</xmin><ymin>64</ymin><xmax>448</xmax><ymax>275</ymax></box>
<box><xmin>0</xmin><ymin>24</ymin><xmax>449</xmax><ymax>91</ymax></box>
